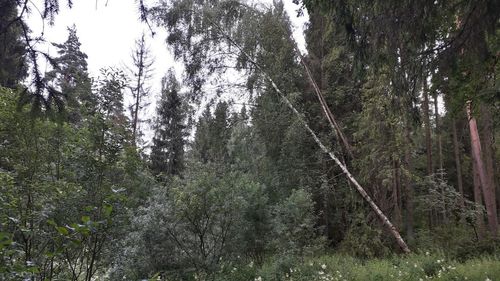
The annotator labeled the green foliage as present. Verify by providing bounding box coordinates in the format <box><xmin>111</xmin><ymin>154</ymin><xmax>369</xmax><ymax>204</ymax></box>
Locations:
<box><xmin>150</xmin><ymin>70</ymin><xmax>187</xmax><ymax>177</ymax></box>
<box><xmin>416</xmin><ymin>173</ymin><xmax>484</xmax><ymax>223</ymax></box>
<box><xmin>338</xmin><ymin>214</ymin><xmax>390</xmax><ymax>259</ymax></box>
<box><xmin>111</xmin><ymin>164</ymin><xmax>267</xmax><ymax>279</ymax></box>
<box><xmin>272</xmin><ymin>189</ymin><xmax>323</xmax><ymax>257</ymax></box>
<box><xmin>0</xmin><ymin>67</ymin><xmax>150</xmax><ymax>279</ymax></box>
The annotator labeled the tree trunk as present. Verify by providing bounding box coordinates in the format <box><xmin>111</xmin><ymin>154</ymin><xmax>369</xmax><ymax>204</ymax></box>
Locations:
<box><xmin>404</xmin><ymin>124</ymin><xmax>414</xmax><ymax>241</ymax></box>
<box><xmin>452</xmin><ymin>119</ymin><xmax>465</xmax><ymax>212</ymax></box>
<box><xmin>480</xmin><ymin>104</ymin><xmax>498</xmax><ymax>221</ymax></box>
<box><xmin>270</xmin><ymin>76</ymin><xmax>411</xmax><ymax>253</ymax></box>
<box><xmin>132</xmin><ymin>54</ymin><xmax>144</xmax><ymax>144</ymax></box>
<box><xmin>472</xmin><ymin>153</ymin><xmax>486</xmax><ymax>240</ymax></box>
<box><xmin>423</xmin><ymin>78</ymin><xmax>433</xmax><ymax>176</ymax></box>
<box><xmin>422</xmin><ymin>76</ymin><xmax>435</xmax><ymax>228</ymax></box>
<box><xmin>393</xmin><ymin>159</ymin><xmax>402</xmax><ymax>228</ymax></box>
<box><xmin>467</xmin><ymin>101</ymin><xmax>498</xmax><ymax>236</ymax></box>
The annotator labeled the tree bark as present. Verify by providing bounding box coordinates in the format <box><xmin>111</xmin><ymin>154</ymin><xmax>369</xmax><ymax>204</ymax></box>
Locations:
<box><xmin>480</xmin><ymin>104</ymin><xmax>498</xmax><ymax>221</ymax></box>
<box><xmin>467</xmin><ymin>101</ymin><xmax>498</xmax><ymax>236</ymax></box>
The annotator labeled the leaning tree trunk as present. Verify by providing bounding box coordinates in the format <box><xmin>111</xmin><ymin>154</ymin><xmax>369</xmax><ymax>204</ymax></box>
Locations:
<box><xmin>467</xmin><ymin>101</ymin><xmax>498</xmax><ymax>236</ymax></box>
<box><xmin>209</xmin><ymin>20</ymin><xmax>411</xmax><ymax>253</ymax></box>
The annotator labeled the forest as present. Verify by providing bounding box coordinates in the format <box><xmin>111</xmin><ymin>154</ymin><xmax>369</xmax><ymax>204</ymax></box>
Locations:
<box><xmin>0</xmin><ymin>0</ymin><xmax>499</xmax><ymax>280</ymax></box>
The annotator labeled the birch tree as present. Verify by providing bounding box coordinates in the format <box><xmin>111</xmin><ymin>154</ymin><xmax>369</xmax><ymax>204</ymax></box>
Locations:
<box><xmin>150</xmin><ymin>0</ymin><xmax>410</xmax><ymax>253</ymax></box>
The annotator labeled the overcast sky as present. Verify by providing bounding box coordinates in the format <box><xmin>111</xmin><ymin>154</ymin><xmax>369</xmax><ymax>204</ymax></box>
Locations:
<box><xmin>27</xmin><ymin>0</ymin><xmax>309</xmax><ymax>144</ymax></box>
<box><xmin>27</xmin><ymin>0</ymin><xmax>308</xmax><ymax>82</ymax></box>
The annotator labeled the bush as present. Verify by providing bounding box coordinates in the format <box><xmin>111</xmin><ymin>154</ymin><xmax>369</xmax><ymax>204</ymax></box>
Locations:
<box><xmin>272</xmin><ymin>189</ymin><xmax>324</xmax><ymax>257</ymax></box>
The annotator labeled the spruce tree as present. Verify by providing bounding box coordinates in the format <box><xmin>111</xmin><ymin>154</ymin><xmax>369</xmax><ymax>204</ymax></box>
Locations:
<box><xmin>150</xmin><ymin>71</ymin><xmax>186</xmax><ymax>177</ymax></box>
<box><xmin>46</xmin><ymin>25</ymin><xmax>92</xmax><ymax>121</ymax></box>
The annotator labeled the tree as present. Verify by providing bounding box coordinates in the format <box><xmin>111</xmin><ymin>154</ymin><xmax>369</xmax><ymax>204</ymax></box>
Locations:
<box><xmin>46</xmin><ymin>25</ymin><xmax>92</xmax><ymax>122</ymax></box>
<box><xmin>129</xmin><ymin>33</ymin><xmax>153</xmax><ymax>145</ymax></box>
<box><xmin>150</xmin><ymin>70</ymin><xmax>187</xmax><ymax>177</ymax></box>
<box><xmin>0</xmin><ymin>1</ymin><xmax>26</xmax><ymax>88</ymax></box>
<box><xmin>272</xmin><ymin>189</ymin><xmax>322</xmax><ymax>257</ymax></box>
<box><xmin>111</xmin><ymin>165</ymin><xmax>264</xmax><ymax>279</ymax></box>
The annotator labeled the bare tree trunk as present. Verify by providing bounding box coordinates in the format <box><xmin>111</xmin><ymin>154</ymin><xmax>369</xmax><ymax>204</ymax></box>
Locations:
<box><xmin>278</xmin><ymin>88</ymin><xmax>410</xmax><ymax>253</ymax></box>
<box><xmin>452</xmin><ymin>119</ymin><xmax>465</xmax><ymax>212</ymax></box>
<box><xmin>467</xmin><ymin>101</ymin><xmax>498</xmax><ymax>236</ymax></box>
<box><xmin>480</xmin><ymin>104</ymin><xmax>498</xmax><ymax>221</ymax></box>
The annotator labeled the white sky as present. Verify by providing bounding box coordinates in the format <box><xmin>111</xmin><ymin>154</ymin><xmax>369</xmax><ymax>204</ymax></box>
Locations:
<box><xmin>26</xmin><ymin>0</ymin><xmax>309</xmax><ymax>144</ymax></box>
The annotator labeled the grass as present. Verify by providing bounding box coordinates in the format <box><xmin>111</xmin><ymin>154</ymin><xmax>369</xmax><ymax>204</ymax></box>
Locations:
<box><xmin>212</xmin><ymin>252</ymin><xmax>500</xmax><ymax>281</ymax></box>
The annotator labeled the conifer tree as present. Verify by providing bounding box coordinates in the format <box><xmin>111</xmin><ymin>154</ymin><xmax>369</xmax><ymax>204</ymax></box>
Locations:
<box><xmin>150</xmin><ymin>71</ymin><xmax>186</xmax><ymax>177</ymax></box>
<box><xmin>129</xmin><ymin>33</ymin><xmax>153</xmax><ymax>145</ymax></box>
<box><xmin>46</xmin><ymin>25</ymin><xmax>92</xmax><ymax>121</ymax></box>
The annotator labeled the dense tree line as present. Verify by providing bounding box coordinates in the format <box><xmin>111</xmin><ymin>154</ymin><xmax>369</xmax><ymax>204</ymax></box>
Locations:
<box><xmin>0</xmin><ymin>0</ymin><xmax>498</xmax><ymax>280</ymax></box>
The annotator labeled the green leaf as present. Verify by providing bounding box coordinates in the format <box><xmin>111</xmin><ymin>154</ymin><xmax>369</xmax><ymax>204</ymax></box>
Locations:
<box><xmin>0</xmin><ymin>232</ymin><xmax>12</xmax><ymax>250</ymax></box>
<box><xmin>82</xmin><ymin>216</ymin><xmax>91</xmax><ymax>223</ymax></box>
<box><xmin>56</xmin><ymin>226</ymin><xmax>69</xmax><ymax>236</ymax></box>
<box><xmin>103</xmin><ymin>204</ymin><xmax>113</xmax><ymax>217</ymax></box>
